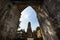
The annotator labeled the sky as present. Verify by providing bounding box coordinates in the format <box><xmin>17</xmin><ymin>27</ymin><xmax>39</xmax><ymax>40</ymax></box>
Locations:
<box><xmin>17</xmin><ymin>6</ymin><xmax>39</xmax><ymax>32</ymax></box>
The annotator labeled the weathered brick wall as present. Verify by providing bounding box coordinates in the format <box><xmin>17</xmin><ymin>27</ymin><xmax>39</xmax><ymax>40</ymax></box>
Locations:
<box><xmin>43</xmin><ymin>0</ymin><xmax>60</xmax><ymax>40</ymax></box>
<box><xmin>0</xmin><ymin>0</ymin><xmax>9</xmax><ymax>19</ymax></box>
<box><xmin>0</xmin><ymin>0</ymin><xmax>8</xmax><ymax>9</ymax></box>
<box><xmin>1</xmin><ymin>5</ymin><xmax>20</xmax><ymax>39</ymax></box>
<box><xmin>44</xmin><ymin>0</ymin><xmax>60</xmax><ymax>27</ymax></box>
<box><xmin>0</xmin><ymin>1</ymin><xmax>20</xmax><ymax>39</ymax></box>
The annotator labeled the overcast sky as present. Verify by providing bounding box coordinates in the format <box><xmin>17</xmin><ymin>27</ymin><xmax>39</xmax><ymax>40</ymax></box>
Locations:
<box><xmin>17</xmin><ymin>6</ymin><xmax>39</xmax><ymax>32</ymax></box>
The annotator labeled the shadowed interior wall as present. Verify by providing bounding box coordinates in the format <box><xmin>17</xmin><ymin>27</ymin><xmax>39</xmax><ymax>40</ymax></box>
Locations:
<box><xmin>43</xmin><ymin>0</ymin><xmax>60</xmax><ymax>39</ymax></box>
<box><xmin>0</xmin><ymin>3</ymin><xmax>20</xmax><ymax>39</ymax></box>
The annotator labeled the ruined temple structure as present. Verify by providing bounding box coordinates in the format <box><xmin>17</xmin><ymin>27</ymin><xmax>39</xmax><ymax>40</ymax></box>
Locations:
<box><xmin>0</xmin><ymin>0</ymin><xmax>60</xmax><ymax>40</ymax></box>
<box><xmin>17</xmin><ymin>22</ymin><xmax>43</xmax><ymax>40</ymax></box>
<box><xmin>27</xmin><ymin>22</ymin><xmax>33</xmax><ymax>38</ymax></box>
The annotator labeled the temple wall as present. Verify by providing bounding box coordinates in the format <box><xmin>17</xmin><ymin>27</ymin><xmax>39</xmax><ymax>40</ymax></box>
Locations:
<box><xmin>43</xmin><ymin>0</ymin><xmax>60</xmax><ymax>39</ymax></box>
<box><xmin>44</xmin><ymin>0</ymin><xmax>60</xmax><ymax>28</ymax></box>
<box><xmin>0</xmin><ymin>2</ymin><xmax>20</xmax><ymax>39</ymax></box>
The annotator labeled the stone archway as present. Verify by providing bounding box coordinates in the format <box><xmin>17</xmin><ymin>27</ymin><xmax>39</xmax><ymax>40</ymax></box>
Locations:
<box><xmin>0</xmin><ymin>0</ymin><xmax>59</xmax><ymax>40</ymax></box>
<box><xmin>14</xmin><ymin>1</ymin><xmax>58</xmax><ymax>40</ymax></box>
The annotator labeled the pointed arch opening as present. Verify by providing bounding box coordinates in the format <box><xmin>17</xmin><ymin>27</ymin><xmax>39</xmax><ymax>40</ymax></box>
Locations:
<box><xmin>17</xmin><ymin>6</ymin><xmax>43</xmax><ymax>40</ymax></box>
<box><xmin>17</xmin><ymin>6</ymin><xmax>39</xmax><ymax>32</ymax></box>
